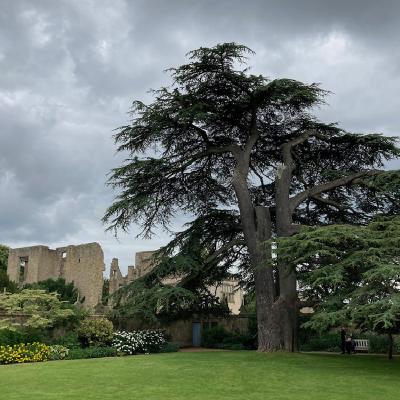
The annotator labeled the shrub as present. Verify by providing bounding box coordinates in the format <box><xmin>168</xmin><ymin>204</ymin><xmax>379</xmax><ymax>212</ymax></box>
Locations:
<box><xmin>77</xmin><ymin>318</ymin><xmax>114</xmax><ymax>347</ymax></box>
<box><xmin>52</xmin><ymin>332</ymin><xmax>81</xmax><ymax>349</ymax></box>
<box><xmin>24</xmin><ymin>278</ymin><xmax>79</xmax><ymax>304</ymax></box>
<box><xmin>0</xmin><ymin>328</ymin><xmax>46</xmax><ymax>346</ymax></box>
<box><xmin>300</xmin><ymin>333</ymin><xmax>340</xmax><ymax>352</ymax></box>
<box><xmin>66</xmin><ymin>346</ymin><xmax>117</xmax><ymax>360</ymax></box>
<box><xmin>300</xmin><ymin>332</ymin><xmax>399</xmax><ymax>354</ymax></box>
<box><xmin>0</xmin><ymin>329</ymin><xmax>28</xmax><ymax>346</ymax></box>
<box><xmin>202</xmin><ymin>326</ymin><xmax>254</xmax><ymax>350</ymax></box>
<box><xmin>0</xmin><ymin>290</ymin><xmax>75</xmax><ymax>331</ymax></box>
<box><xmin>202</xmin><ymin>326</ymin><xmax>227</xmax><ymax>348</ymax></box>
<box><xmin>112</xmin><ymin>330</ymin><xmax>167</xmax><ymax>355</ymax></box>
<box><xmin>160</xmin><ymin>342</ymin><xmax>179</xmax><ymax>353</ymax></box>
<box><xmin>0</xmin><ymin>342</ymin><xmax>49</xmax><ymax>365</ymax></box>
<box><xmin>48</xmin><ymin>345</ymin><xmax>69</xmax><ymax>360</ymax></box>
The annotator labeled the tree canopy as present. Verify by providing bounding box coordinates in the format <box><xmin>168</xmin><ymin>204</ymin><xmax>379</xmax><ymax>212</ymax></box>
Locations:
<box><xmin>0</xmin><ymin>289</ymin><xmax>75</xmax><ymax>331</ymax></box>
<box><xmin>278</xmin><ymin>216</ymin><xmax>400</xmax><ymax>357</ymax></box>
<box><xmin>104</xmin><ymin>43</ymin><xmax>400</xmax><ymax>351</ymax></box>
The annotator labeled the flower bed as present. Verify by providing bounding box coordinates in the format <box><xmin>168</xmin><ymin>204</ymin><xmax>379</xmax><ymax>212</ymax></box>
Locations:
<box><xmin>112</xmin><ymin>330</ymin><xmax>168</xmax><ymax>355</ymax></box>
<box><xmin>0</xmin><ymin>342</ymin><xmax>50</xmax><ymax>365</ymax></box>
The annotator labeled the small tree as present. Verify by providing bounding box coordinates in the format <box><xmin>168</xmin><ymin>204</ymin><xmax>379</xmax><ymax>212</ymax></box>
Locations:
<box><xmin>0</xmin><ymin>289</ymin><xmax>75</xmax><ymax>331</ymax></box>
<box><xmin>0</xmin><ymin>245</ymin><xmax>8</xmax><ymax>272</ymax></box>
<box><xmin>24</xmin><ymin>278</ymin><xmax>79</xmax><ymax>304</ymax></box>
<box><xmin>278</xmin><ymin>216</ymin><xmax>400</xmax><ymax>358</ymax></box>
<box><xmin>0</xmin><ymin>245</ymin><xmax>17</xmax><ymax>293</ymax></box>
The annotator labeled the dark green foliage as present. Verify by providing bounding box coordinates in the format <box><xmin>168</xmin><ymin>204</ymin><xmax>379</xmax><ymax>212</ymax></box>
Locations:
<box><xmin>299</xmin><ymin>331</ymin><xmax>400</xmax><ymax>354</ymax></box>
<box><xmin>66</xmin><ymin>346</ymin><xmax>117</xmax><ymax>360</ymax></box>
<box><xmin>0</xmin><ymin>244</ymin><xmax>8</xmax><ymax>272</ymax></box>
<box><xmin>52</xmin><ymin>332</ymin><xmax>81</xmax><ymax>349</ymax></box>
<box><xmin>279</xmin><ymin>216</ymin><xmax>400</xmax><ymax>356</ymax></box>
<box><xmin>0</xmin><ymin>245</ymin><xmax>17</xmax><ymax>293</ymax></box>
<box><xmin>202</xmin><ymin>325</ymin><xmax>254</xmax><ymax>350</ymax></box>
<box><xmin>300</xmin><ymin>333</ymin><xmax>341</xmax><ymax>352</ymax></box>
<box><xmin>0</xmin><ymin>328</ymin><xmax>45</xmax><ymax>346</ymax></box>
<box><xmin>160</xmin><ymin>342</ymin><xmax>179</xmax><ymax>353</ymax></box>
<box><xmin>102</xmin><ymin>279</ymin><xmax>109</xmax><ymax>305</ymax></box>
<box><xmin>0</xmin><ymin>270</ymin><xmax>17</xmax><ymax>293</ymax></box>
<box><xmin>24</xmin><ymin>278</ymin><xmax>79</xmax><ymax>304</ymax></box>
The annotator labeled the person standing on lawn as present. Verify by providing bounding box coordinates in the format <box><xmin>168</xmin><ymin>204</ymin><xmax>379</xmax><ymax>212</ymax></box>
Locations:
<box><xmin>340</xmin><ymin>327</ymin><xmax>347</xmax><ymax>354</ymax></box>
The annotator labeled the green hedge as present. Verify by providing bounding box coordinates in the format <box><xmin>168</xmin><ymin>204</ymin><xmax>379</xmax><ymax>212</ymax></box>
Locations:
<box><xmin>66</xmin><ymin>346</ymin><xmax>117</xmax><ymax>360</ymax></box>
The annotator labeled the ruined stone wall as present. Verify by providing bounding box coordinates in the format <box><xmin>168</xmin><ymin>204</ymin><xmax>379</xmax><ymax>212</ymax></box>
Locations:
<box><xmin>109</xmin><ymin>258</ymin><xmax>126</xmax><ymax>305</ymax></box>
<box><xmin>60</xmin><ymin>243</ymin><xmax>104</xmax><ymax>308</ymax></box>
<box><xmin>7</xmin><ymin>243</ymin><xmax>104</xmax><ymax>309</ymax></box>
<box><xmin>133</xmin><ymin>251</ymin><xmax>157</xmax><ymax>279</ymax></box>
<box><xmin>7</xmin><ymin>246</ymin><xmax>58</xmax><ymax>284</ymax></box>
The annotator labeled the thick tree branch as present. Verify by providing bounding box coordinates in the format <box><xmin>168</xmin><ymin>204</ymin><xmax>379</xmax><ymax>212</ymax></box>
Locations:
<box><xmin>204</xmin><ymin>239</ymin><xmax>245</xmax><ymax>265</ymax></box>
<box><xmin>289</xmin><ymin>170</ymin><xmax>383</xmax><ymax>212</ymax></box>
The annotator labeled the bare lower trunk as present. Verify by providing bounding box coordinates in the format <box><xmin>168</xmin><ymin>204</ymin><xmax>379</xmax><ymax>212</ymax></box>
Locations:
<box><xmin>232</xmin><ymin>146</ymin><xmax>298</xmax><ymax>352</ymax></box>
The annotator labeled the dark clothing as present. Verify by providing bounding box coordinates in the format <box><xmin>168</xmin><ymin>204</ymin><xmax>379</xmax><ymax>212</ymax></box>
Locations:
<box><xmin>345</xmin><ymin>339</ymin><xmax>352</xmax><ymax>354</ymax></box>
<box><xmin>340</xmin><ymin>329</ymin><xmax>346</xmax><ymax>354</ymax></box>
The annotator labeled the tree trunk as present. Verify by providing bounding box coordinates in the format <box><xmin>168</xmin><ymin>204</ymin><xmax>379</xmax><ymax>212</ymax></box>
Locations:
<box><xmin>232</xmin><ymin>164</ymin><xmax>283</xmax><ymax>351</ymax></box>
<box><xmin>274</xmin><ymin>154</ymin><xmax>300</xmax><ymax>352</ymax></box>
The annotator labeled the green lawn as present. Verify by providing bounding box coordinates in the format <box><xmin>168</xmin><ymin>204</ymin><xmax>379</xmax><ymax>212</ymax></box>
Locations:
<box><xmin>0</xmin><ymin>351</ymin><xmax>398</xmax><ymax>400</ymax></box>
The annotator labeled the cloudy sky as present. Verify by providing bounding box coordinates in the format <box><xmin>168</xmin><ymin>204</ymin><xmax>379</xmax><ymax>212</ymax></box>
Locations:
<box><xmin>1</xmin><ymin>0</ymin><xmax>399</xmax><ymax>273</ymax></box>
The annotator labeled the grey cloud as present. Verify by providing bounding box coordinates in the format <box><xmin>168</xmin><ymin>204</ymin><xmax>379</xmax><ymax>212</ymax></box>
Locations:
<box><xmin>1</xmin><ymin>0</ymin><xmax>399</xmax><ymax>271</ymax></box>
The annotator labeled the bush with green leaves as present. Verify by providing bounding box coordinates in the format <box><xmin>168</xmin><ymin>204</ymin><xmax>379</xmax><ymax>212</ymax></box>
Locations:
<box><xmin>0</xmin><ymin>342</ymin><xmax>50</xmax><ymax>364</ymax></box>
<box><xmin>24</xmin><ymin>278</ymin><xmax>79</xmax><ymax>304</ymax></box>
<box><xmin>202</xmin><ymin>325</ymin><xmax>254</xmax><ymax>350</ymax></box>
<box><xmin>66</xmin><ymin>346</ymin><xmax>117</xmax><ymax>360</ymax></box>
<box><xmin>160</xmin><ymin>342</ymin><xmax>179</xmax><ymax>353</ymax></box>
<box><xmin>48</xmin><ymin>345</ymin><xmax>69</xmax><ymax>360</ymax></box>
<box><xmin>0</xmin><ymin>289</ymin><xmax>75</xmax><ymax>331</ymax></box>
<box><xmin>77</xmin><ymin>318</ymin><xmax>114</xmax><ymax>347</ymax></box>
<box><xmin>300</xmin><ymin>331</ymin><xmax>400</xmax><ymax>354</ymax></box>
<box><xmin>52</xmin><ymin>332</ymin><xmax>81</xmax><ymax>349</ymax></box>
<box><xmin>300</xmin><ymin>333</ymin><xmax>341</xmax><ymax>352</ymax></box>
<box><xmin>0</xmin><ymin>328</ymin><xmax>45</xmax><ymax>346</ymax></box>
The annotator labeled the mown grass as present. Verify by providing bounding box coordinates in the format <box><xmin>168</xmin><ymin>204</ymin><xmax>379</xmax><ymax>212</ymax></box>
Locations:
<box><xmin>0</xmin><ymin>351</ymin><xmax>398</xmax><ymax>400</ymax></box>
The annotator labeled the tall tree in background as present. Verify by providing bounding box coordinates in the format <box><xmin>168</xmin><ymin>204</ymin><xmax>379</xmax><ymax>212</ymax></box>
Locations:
<box><xmin>0</xmin><ymin>244</ymin><xmax>16</xmax><ymax>293</ymax></box>
<box><xmin>104</xmin><ymin>43</ymin><xmax>399</xmax><ymax>351</ymax></box>
<box><xmin>0</xmin><ymin>244</ymin><xmax>8</xmax><ymax>272</ymax></box>
<box><xmin>278</xmin><ymin>216</ymin><xmax>400</xmax><ymax>359</ymax></box>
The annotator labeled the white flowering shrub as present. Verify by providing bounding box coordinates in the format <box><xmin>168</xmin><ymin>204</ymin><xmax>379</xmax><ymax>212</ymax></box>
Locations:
<box><xmin>112</xmin><ymin>330</ymin><xmax>167</xmax><ymax>355</ymax></box>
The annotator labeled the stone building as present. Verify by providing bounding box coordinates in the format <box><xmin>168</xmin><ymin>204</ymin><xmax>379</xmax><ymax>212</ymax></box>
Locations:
<box><xmin>7</xmin><ymin>243</ymin><xmax>105</xmax><ymax>309</ymax></box>
<box><xmin>109</xmin><ymin>250</ymin><xmax>244</xmax><ymax>314</ymax></box>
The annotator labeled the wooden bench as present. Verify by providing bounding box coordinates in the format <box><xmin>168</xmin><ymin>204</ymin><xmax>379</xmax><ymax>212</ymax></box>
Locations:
<box><xmin>354</xmin><ymin>339</ymin><xmax>369</xmax><ymax>352</ymax></box>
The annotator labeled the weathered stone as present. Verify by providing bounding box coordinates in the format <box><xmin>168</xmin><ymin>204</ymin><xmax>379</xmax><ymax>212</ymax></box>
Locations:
<box><xmin>7</xmin><ymin>243</ymin><xmax>105</xmax><ymax>309</ymax></box>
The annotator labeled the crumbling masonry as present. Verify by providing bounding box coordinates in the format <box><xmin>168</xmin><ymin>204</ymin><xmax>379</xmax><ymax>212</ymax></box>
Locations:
<box><xmin>7</xmin><ymin>243</ymin><xmax>105</xmax><ymax>309</ymax></box>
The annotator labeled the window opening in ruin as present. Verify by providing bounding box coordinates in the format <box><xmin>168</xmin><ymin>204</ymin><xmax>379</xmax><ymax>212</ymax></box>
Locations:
<box><xmin>19</xmin><ymin>257</ymin><xmax>28</xmax><ymax>283</ymax></box>
<box><xmin>62</xmin><ymin>252</ymin><xmax>67</xmax><ymax>259</ymax></box>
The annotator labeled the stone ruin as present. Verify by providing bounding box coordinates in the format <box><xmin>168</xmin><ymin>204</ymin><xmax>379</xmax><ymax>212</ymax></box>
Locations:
<box><xmin>109</xmin><ymin>251</ymin><xmax>157</xmax><ymax>301</ymax></box>
<box><xmin>7</xmin><ymin>243</ymin><xmax>105</xmax><ymax>309</ymax></box>
<box><xmin>7</xmin><ymin>244</ymin><xmax>244</xmax><ymax>314</ymax></box>
<box><xmin>108</xmin><ymin>251</ymin><xmax>244</xmax><ymax>314</ymax></box>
